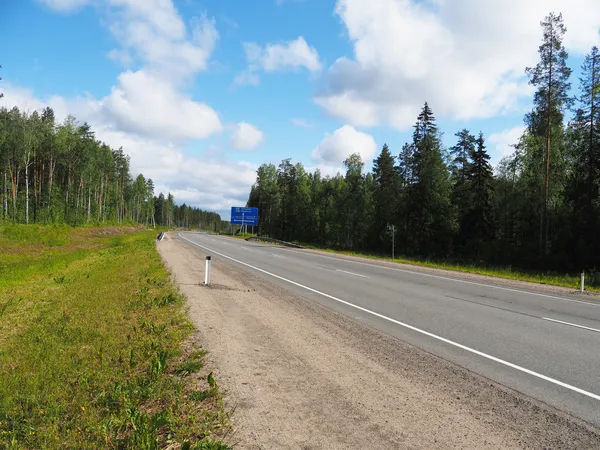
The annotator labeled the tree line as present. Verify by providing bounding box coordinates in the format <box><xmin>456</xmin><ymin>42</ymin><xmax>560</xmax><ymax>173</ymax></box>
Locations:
<box><xmin>0</xmin><ymin>106</ymin><xmax>223</xmax><ymax>229</ymax></box>
<box><xmin>247</xmin><ymin>12</ymin><xmax>600</xmax><ymax>275</ymax></box>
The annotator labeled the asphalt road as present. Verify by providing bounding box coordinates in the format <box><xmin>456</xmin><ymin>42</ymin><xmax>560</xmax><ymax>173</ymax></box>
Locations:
<box><xmin>177</xmin><ymin>232</ymin><xmax>600</xmax><ymax>427</ymax></box>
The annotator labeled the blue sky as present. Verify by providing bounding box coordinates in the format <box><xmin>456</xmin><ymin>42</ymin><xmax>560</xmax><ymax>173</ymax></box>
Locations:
<box><xmin>2</xmin><ymin>0</ymin><xmax>599</xmax><ymax>219</ymax></box>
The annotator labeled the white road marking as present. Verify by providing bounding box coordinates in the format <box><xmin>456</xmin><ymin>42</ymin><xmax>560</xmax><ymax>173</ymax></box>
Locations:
<box><xmin>543</xmin><ymin>317</ymin><xmax>600</xmax><ymax>334</ymax></box>
<box><xmin>199</xmin><ymin>234</ymin><xmax>600</xmax><ymax>308</ymax></box>
<box><xmin>178</xmin><ymin>233</ymin><xmax>600</xmax><ymax>402</ymax></box>
<box><xmin>336</xmin><ymin>269</ymin><xmax>368</xmax><ymax>278</ymax></box>
<box><xmin>268</xmin><ymin>248</ymin><xmax>600</xmax><ymax>308</ymax></box>
<box><xmin>270</xmin><ymin>254</ymin><xmax>285</xmax><ymax>259</ymax></box>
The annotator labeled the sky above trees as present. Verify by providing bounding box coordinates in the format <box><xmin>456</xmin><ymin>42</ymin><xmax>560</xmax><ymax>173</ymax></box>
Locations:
<box><xmin>1</xmin><ymin>0</ymin><xmax>600</xmax><ymax>219</ymax></box>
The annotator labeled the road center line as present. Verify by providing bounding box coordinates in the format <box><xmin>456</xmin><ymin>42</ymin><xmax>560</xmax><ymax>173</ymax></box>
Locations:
<box><xmin>542</xmin><ymin>317</ymin><xmax>600</xmax><ymax>333</ymax></box>
<box><xmin>178</xmin><ymin>233</ymin><xmax>600</xmax><ymax>402</ymax></box>
<box><xmin>336</xmin><ymin>269</ymin><xmax>368</xmax><ymax>278</ymax></box>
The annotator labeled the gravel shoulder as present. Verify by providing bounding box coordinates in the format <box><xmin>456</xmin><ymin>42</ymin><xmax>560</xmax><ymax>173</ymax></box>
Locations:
<box><xmin>158</xmin><ymin>233</ymin><xmax>600</xmax><ymax>449</ymax></box>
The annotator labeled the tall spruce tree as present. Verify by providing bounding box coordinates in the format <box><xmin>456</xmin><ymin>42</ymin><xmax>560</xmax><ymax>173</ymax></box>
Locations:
<box><xmin>450</xmin><ymin>129</ymin><xmax>476</xmax><ymax>253</ymax></box>
<box><xmin>372</xmin><ymin>144</ymin><xmax>397</xmax><ymax>250</ymax></box>
<box><xmin>525</xmin><ymin>12</ymin><xmax>572</xmax><ymax>267</ymax></box>
<box><xmin>409</xmin><ymin>103</ymin><xmax>454</xmax><ymax>256</ymax></box>
<box><xmin>463</xmin><ymin>132</ymin><xmax>494</xmax><ymax>259</ymax></box>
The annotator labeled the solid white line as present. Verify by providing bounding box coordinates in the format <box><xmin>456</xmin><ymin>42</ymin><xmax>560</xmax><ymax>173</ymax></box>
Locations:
<box><xmin>178</xmin><ymin>233</ymin><xmax>600</xmax><ymax>402</ymax></box>
<box><xmin>543</xmin><ymin>317</ymin><xmax>600</xmax><ymax>333</ymax></box>
<box><xmin>336</xmin><ymin>269</ymin><xmax>368</xmax><ymax>278</ymax></box>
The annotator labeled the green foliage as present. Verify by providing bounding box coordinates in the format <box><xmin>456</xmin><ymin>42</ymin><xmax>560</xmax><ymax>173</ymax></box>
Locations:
<box><xmin>245</xmin><ymin>14</ymin><xmax>600</xmax><ymax>285</ymax></box>
<box><xmin>0</xmin><ymin>107</ymin><xmax>222</xmax><ymax>229</ymax></box>
<box><xmin>0</xmin><ymin>226</ymin><xmax>230</xmax><ymax>448</ymax></box>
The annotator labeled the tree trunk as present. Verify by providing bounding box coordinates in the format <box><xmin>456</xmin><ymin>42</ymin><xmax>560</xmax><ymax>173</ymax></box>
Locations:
<box><xmin>25</xmin><ymin>156</ymin><xmax>29</xmax><ymax>224</ymax></box>
<box><xmin>48</xmin><ymin>157</ymin><xmax>54</xmax><ymax>215</ymax></box>
<box><xmin>541</xmin><ymin>34</ymin><xmax>554</xmax><ymax>271</ymax></box>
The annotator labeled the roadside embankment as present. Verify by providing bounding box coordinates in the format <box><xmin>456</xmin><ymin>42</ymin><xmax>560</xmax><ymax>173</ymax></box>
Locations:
<box><xmin>0</xmin><ymin>225</ymin><xmax>230</xmax><ymax>449</ymax></box>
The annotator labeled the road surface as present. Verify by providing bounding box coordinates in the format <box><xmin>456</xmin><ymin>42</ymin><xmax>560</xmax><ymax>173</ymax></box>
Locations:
<box><xmin>178</xmin><ymin>232</ymin><xmax>600</xmax><ymax>427</ymax></box>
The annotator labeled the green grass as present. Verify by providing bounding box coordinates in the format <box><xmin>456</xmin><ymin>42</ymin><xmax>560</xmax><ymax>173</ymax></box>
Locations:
<box><xmin>0</xmin><ymin>224</ymin><xmax>232</xmax><ymax>449</ymax></box>
<box><xmin>292</xmin><ymin>241</ymin><xmax>599</xmax><ymax>292</ymax></box>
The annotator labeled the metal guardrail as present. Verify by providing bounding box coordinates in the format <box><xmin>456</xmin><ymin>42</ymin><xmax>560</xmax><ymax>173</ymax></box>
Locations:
<box><xmin>245</xmin><ymin>236</ymin><xmax>303</xmax><ymax>249</ymax></box>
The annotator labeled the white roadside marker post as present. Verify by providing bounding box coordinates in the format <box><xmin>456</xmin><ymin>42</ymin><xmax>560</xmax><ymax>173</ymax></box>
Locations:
<box><xmin>205</xmin><ymin>256</ymin><xmax>212</xmax><ymax>285</ymax></box>
<box><xmin>581</xmin><ymin>271</ymin><xmax>585</xmax><ymax>293</ymax></box>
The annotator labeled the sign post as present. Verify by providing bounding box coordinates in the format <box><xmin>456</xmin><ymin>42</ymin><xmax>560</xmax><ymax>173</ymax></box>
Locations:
<box><xmin>231</xmin><ymin>207</ymin><xmax>259</xmax><ymax>235</ymax></box>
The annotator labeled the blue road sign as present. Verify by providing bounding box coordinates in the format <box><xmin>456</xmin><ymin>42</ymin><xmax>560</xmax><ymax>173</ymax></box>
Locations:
<box><xmin>230</xmin><ymin>207</ymin><xmax>259</xmax><ymax>226</ymax></box>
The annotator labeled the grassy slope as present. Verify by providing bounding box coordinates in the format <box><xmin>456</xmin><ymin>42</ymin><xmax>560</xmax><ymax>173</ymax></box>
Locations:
<box><xmin>297</xmin><ymin>244</ymin><xmax>597</xmax><ymax>292</ymax></box>
<box><xmin>0</xmin><ymin>225</ymin><xmax>231</xmax><ymax>449</ymax></box>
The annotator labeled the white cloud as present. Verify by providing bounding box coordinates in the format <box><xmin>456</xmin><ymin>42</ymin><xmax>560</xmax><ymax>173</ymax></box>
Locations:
<box><xmin>0</xmin><ymin>83</ymin><xmax>254</xmax><ymax>215</ymax></box>
<box><xmin>230</xmin><ymin>122</ymin><xmax>265</xmax><ymax>150</ymax></box>
<box><xmin>312</xmin><ymin>125</ymin><xmax>377</xmax><ymax>165</ymax></box>
<box><xmin>107</xmin><ymin>49</ymin><xmax>133</xmax><ymax>67</ymax></box>
<box><xmin>235</xmin><ymin>36</ymin><xmax>321</xmax><ymax>86</ymax></box>
<box><xmin>102</xmin><ymin>70</ymin><xmax>222</xmax><ymax>140</ymax></box>
<box><xmin>16</xmin><ymin>0</ymin><xmax>256</xmax><ymax>217</ymax></box>
<box><xmin>488</xmin><ymin>125</ymin><xmax>526</xmax><ymax>166</ymax></box>
<box><xmin>316</xmin><ymin>0</ymin><xmax>600</xmax><ymax>130</ymax></box>
<box><xmin>291</xmin><ymin>118</ymin><xmax>313</xmax><ymax>129</ymax></box>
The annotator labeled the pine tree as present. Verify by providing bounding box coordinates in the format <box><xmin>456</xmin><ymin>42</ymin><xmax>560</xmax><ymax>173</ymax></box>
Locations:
<box><xmin>409</xmin><ymin>103</ymin><xmax>454</xmax><ymax>256</ymax></box>
<box><xmin>463</xmin><ymin>132</ymin><xmax>494</xmax><ymax>259</ymax></box>
<box><xmin>567</xmin><ymin>46</ymin><xmax>600</xmax><ymax>268</ymax></box>
<box><xmin>372</xmin><ymin>144</ymin><xmax>398</xmax><ymax>250</ymax></box>
<box><xmin>450</xmin><ymin>129</ymin><xmax>476</xmax><ymax>253</ymax></box>
<box><xmin>525</xmin><ymin>12</ymin><xmax>572</xmax><ymax>267</ymax></box>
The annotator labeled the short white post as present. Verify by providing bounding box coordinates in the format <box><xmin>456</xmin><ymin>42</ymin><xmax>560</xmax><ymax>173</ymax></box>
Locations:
<box><xmin>581</xmin><ymin>271</ymin><xmax>585</xmax><ymax>293</ymax></box>
<box><xmin>205</xmin><ymin>256</ymin><xmax>212</xmax><ymax>285</ymax></box>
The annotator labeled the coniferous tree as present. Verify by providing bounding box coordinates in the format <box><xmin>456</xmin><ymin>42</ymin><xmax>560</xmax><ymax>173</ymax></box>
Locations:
<box><xmin>566</xmin><ymin>46</ymin><xmax>600</xmax><ymax>268</ymax></box>
<box><xmin>525</xmin><ymin>12</ymin><xmax>572</xmax><ymax>266</ymax></box>
<box><xmin>409</xmin><ymin>102</ymin><xmax>454</xmax><ymax>256</ymax></box>
<box><xmin>372</xmin><ymin>144</ymin><xmax>397</xmax><ymax>250</ymax></box>
<box><xmin>463</xmin><ymin>132</ymin><xmax>494</xmax><ymax>259</ymax></box>
<box><xmin>450</xmin><ymin>129</ymin><xmax>476</xmax><ymax>253</ymax></box>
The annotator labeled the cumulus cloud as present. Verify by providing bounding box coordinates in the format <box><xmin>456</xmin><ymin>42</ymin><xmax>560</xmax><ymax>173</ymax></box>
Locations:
<box><xmin>17</xmin><ymin>0</ymin><xmax>255</xmax><ymax>216</ymax></box>
<box><xmin>102</xmin><ymin>70</ymin><xmax>222</xmax><ymax>140</ymax></box>
<box><xmin>235</xmin><ymin>36</ymin><xmax>321</xmax><ymax>86</ymax></box>
<box><xmin>315</xmin><ymin>0</ymin><xmax>600</xmax><ymax>130</ymax></box>
<box><xmin>1</xmin><ymin>83</ymin><xmax>254</xmax><ymax>216</ymax></box>
<box><xmin>233</xmin><ymin>71</ymin><xmax>260</xmax><ymax>87</ymax></box>
<box><xmin>488</xmin><ymin>125</ymin><xmax>526</xmax><ymax>166</ymax></box>
<box><xmin>230</xmin><ymin>122</ymin><xmax>265</xmax><ymax>150</ymax></box>
<box><xmin>312</xmin><ymin>125</ymin><xmax>377</xmax><ymax>165</ymax></box>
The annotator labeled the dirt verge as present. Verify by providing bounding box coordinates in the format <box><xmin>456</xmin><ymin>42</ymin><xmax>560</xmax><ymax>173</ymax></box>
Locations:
<box><xmin>158</xmin><ymin>233</ymin><xmax>600</xmax><ymax>449</ymax></box>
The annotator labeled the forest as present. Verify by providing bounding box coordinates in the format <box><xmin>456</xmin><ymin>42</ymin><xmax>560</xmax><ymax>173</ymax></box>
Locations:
<box><xmin>246</xmin><ymin>13</ymin><xmax>600</xmax><ymax>276</ymax></box>
<box><xmin>0</xmin><ymin>106</ymin><xmax>223</xmax><ymax>230</ymax></box>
